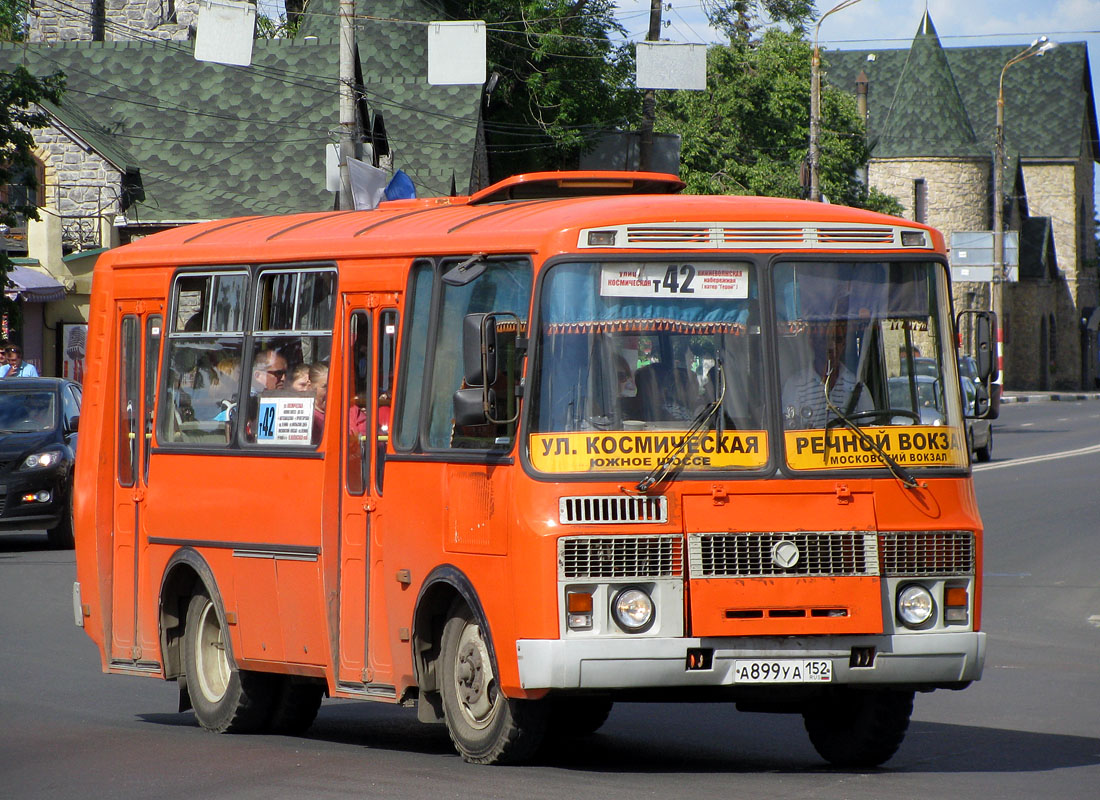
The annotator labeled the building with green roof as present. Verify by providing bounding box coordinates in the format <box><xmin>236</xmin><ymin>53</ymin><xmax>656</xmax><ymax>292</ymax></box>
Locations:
<box><xmin>2</xmin><ymin>0</ymin><xmax>481</xmax><ymax>375</ymax></box>
<box><xmin>827</xmin><ymin>12</ymin><xmax>1099</xmax><ymax>390</ymax></box>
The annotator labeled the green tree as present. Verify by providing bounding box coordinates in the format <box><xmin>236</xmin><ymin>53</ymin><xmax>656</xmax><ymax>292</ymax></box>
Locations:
<box><xmin>445</xmin><ymin>0</ymin><xmax>640</xmax><ymax>180</ymax></box>
<box><xmin>701</xmin><ymin>0</ymin><xmax>817</xmax><ymax>41</ymax></box>
<box><xmin>1</xmin><ymin>0</ymin><xmax>66</xmax><ymax>287</ymax></box>
<box><xmin>656</xmin><ymin>30</ymin><xmax>899</xmax><ymax>213</ymax></box>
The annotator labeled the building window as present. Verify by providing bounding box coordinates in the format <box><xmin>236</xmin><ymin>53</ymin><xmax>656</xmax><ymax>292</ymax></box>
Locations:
<box><xmin>913</xmin><ymin>179</ymin><xmax>927</xmax><ymax>224</ymax></box>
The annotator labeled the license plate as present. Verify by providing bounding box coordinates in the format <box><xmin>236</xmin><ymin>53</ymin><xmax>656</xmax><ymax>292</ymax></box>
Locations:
<box><xmin>734</xmin><ymin>659</ymin><xmax>832</xmax><ymax>683</ymax></box>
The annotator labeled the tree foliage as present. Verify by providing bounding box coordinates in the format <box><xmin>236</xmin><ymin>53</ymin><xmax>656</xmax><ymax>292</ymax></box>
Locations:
<box><xmin>656</xmin><ymin>30</ymin><xmax>899</xmax><ymax>214</ymax></box>
<box><xmin>444</xmin><ymin>0</ymin><xmax>639</xmax><ymax>180</ymax></box>
<box><xmin>701</xmin><ymin>0</ymin><xmax>817</xmax><ymax>42</ymax></box>
<box><xmin>0</xmin><ymin>3</ymin><xmax>65</xmax><ymax>280</ymax></box>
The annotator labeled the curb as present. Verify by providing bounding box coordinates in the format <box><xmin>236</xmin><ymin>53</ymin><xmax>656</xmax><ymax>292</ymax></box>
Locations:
<box><xmin>1001</xmin><ymin>392</ymin><xmax>1100</xmax><ymax>404</ymax></box>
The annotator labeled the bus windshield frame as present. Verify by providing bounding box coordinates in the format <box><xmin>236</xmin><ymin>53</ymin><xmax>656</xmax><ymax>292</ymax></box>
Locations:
<box><xmin>525</xmin><ymin>255</ymin><xmax>967</xmax><ymax>480</ymax></box>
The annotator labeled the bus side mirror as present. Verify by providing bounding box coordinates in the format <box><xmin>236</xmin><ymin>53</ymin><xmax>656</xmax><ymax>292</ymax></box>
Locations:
<box><xmin>453</xmin><ymin>386</ymin><xmax>496</xmax><ymax>427</ymax></box>
<box><xmin>957</xmin><ymin>308</ymin><xmax>999</xmax><ymax>420</ymax></box>
<box><xmin>462</xmin><ymin>313</ymin><xmax>498</xmax><ymax>388</ymax></box>
<box><xmin>973</xmin><ymin>312</ymin><xmax>996</xmax><ymax>382</ymax></box>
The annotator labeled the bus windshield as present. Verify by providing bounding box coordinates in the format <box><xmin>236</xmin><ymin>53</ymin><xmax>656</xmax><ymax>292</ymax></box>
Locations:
<box><xmin>529</xmin><ymin>259</ymin><xmax>967</xmax><ymax>476</ymax></box>
<box><xmin>529</xmin><ymin>260</ymin><xmax>768</xmax><ymax>474</ymax></box>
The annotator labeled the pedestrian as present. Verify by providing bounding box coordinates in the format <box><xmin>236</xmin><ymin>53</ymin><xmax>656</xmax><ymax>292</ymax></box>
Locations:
<box><xmin>0</xmin><ymin>344</ymin><xmax>39</xmax><ymax>378</ymax></box>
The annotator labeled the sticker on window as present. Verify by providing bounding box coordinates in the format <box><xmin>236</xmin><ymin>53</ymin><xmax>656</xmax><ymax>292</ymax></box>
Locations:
<box><xmin>600</xmin><ymin>264</ymin><xmax>748</xmax><ymax>299</ymax></box>
<box><xmin>256</xmin><ymin>395</ymin><xmax>315</xmax><ymax>445</ymax></box>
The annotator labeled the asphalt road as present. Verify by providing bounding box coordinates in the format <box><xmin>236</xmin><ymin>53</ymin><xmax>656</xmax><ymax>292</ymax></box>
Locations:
<box><xmin>2</xmin><ymin>399</ymin><xmax>1098</xmax><ymax>799</ymax></box>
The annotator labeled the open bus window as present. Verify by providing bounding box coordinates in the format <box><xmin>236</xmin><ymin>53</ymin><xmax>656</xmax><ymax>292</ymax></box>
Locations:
<box><xmin>529</xmin><ymin>261</ymin><xmax>767</xmax><ymax>474</ymax></box>
<box><xmin>425</xmin><ymin>258</ymin><xmax>532</xmax><ymax>450</ymax></box>
<box><xmin>244</xmin><ymin>268</ymin><xmax>335</xmax><ymax>446</ymax></box>
<box><xmin>159</xmin><ymin>271</ymin><xmax>247</xmax><ymax>446</ymax></box>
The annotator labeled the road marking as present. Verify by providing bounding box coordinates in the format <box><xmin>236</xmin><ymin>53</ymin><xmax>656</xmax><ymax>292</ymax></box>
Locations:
<box><xmin>1089</xmin><ymin>615</ymin><xmax>1100</xmax><ymax>628</ymax></box>
<box><xmin>1020</xmin><ymin>422</ymin><xmax>1034</xmax><ymax>427</ymax></box>
<box><xmin>974</xmin><ymin>442</ymin><xmax>1100</xmax><ymax>471</ymax></box>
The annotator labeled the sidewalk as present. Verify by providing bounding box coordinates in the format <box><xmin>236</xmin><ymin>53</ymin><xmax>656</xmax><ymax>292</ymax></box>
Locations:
<box><xmin>1001</xmin><ymin>389</ymin><xmax>1100</xmax><ymax>404</ymax></box>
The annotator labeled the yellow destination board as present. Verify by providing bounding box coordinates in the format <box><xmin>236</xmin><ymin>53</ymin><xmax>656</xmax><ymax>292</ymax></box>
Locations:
<box><xmin>785</xmin><ymin>425</ymin><xmax>967</xmax><ymax>470</ymax></box>
<box><xmin>529</xmin><ymin>430</ymin><xmax>770</xmax><ymax>473</ymax></box>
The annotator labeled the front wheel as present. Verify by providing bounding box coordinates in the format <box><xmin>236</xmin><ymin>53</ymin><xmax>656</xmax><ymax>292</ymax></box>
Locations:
<box><xmin>439</xmin><ymin>602</ymin><xmax>547</xmax><ymax>764</ymax></box>
<box><xmin>184</xmin><ymin>589</ymin><xmax>275</xmax><ymax>733</ymax></box>
<box><xmin>975</xmin><ymin>427</ymin><xmax>993</xmax><ymax>462</ymax></box>
<box><xmin>802</xmin><ymin>689</ymin><xmax>914</xmax><ymax>768</ymax></box>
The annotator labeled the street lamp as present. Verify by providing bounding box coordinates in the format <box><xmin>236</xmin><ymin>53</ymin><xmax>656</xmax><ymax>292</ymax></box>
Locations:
<box><xmin>809</xmin><ymin>0</ymin><xmax>863</xmax><ymax>203</ymax></box>
<box><xmin>991</xmin><ymin>36</ymin><xmax>1057</xmax><ymax>394</ymax></box>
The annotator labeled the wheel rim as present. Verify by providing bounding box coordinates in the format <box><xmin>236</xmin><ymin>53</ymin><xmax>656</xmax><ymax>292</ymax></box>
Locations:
<box><xmin>194</xmin><ymin>600</ymin><xmax>230</xmax><ymax>703</ymax></box>
<box><xmin>451</xmin><ymin>621</ymin><xmax>499</xmax><ymax>730</ymax></box>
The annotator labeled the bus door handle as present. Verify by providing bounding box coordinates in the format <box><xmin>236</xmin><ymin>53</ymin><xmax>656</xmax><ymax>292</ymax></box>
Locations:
<box><xmin>363</xmin><ymin>499</ymin><xmax>376</xmax><ymax>513</ymax></box>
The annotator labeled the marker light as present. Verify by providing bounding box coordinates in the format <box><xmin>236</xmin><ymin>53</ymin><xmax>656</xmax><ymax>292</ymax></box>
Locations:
<box><xmin>612</xmin><ymin>587</ymin><xmax>654</xmax><ymax>633</ymax></box>
<box><xmin>897</xmin><ymin>584</ymin><xmax>935</xmax><ymax>627</ymax></box>
<box><xmin>587</xmin><ymin>230</ymin><xmax>617</xmax><ymax>247</ymax></box>
<box><xmin>566</xmin><ymin>591</ymin><xmax>594</xmax><ymax>630</ymax></box>
<box><xmin>900</xmin><ymin>231</ymin><xmax>927</xmax><ymax>247</ymax></box>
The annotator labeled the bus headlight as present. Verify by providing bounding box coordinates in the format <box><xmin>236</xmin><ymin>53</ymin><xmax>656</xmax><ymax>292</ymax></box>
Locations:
<box><xmin>612</xmin><ymin>587</ymin><xmax>654</xmax><ymax>633</ymax></box>
<box><xmin>896</xmin><ymin>584</ymin><xmax>935</xmax><ymax>628</ymax></box>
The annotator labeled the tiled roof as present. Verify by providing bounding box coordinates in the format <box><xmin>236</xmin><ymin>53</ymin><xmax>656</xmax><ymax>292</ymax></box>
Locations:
<box><xmin>872</xmin><ymin>13</ymin><xmax>981</xmax><ymax>158</ymax></box>
<box><xmin>825</xmin><ymin>15</ymin><xmax>1098</xmax><ymax>164</ymax></box>
<box><xmin>0</xmin><ymin>17</ymin><xmax>480</xmax><ymax>223</ymax></box>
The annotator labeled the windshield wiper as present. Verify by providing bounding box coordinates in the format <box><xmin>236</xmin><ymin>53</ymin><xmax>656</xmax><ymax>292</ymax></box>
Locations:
<box><xmin>634</xmin><ymin>357</ymin><xmax>726</xmax><ymax>494</ymax></box>
<box><xmin>822</xmin><ymin>389</ymin><xmax>920</xmax><ymax>490</ymax></box>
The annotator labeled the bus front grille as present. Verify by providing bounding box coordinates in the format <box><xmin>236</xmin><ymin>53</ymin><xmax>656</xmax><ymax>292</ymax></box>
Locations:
<box><xmin>559</xmin><ymin>535</ymin><xmax>683</xmax><ymax>579</ymax></box>
<box><xmin>688</xmin><ymin>531</ymin><xmax>879</xmax><ymax>578</ymax></box>
<box><xmin>559</xmin><ymin>495</ymin><xmax>668</xmax><ymax>524</ymax></box>
<box><xmin>878</xmin><ymin>531</ymin><xmax>975</xmax><ymax>576</ymax></box>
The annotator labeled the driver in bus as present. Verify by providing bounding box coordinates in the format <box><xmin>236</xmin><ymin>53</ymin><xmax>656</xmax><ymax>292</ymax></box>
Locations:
<box><xmin>782</xmin><ymin>318</ymin><xmax>871</xmax><ymax>428</ymax></box>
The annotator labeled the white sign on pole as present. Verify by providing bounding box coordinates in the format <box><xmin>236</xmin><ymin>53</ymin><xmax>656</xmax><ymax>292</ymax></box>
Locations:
<box><xmin>636</xmin><ymin>42</ymin><xmax>707</xmax><ymax>90</ymax></box>
<box><xmin>326</xmin><ymin>144</ymin><xmax>341</xmax><ymax>192</ymax></box>
<box><xmin>427</xmin><ymin>20</ymin><xmax>486</xmax><ymax>85</ymax></box>
<box><xmin>194</xmin><ymin>0</ymin><xmax>256</xmax><ymax>67</ymax></box>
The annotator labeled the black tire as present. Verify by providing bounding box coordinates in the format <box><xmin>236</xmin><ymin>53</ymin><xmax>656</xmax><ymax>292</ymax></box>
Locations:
<box><xmin>439</xmin><ymin>602</ymin><xmax>548</xmax><ymax>764</ymax></box>
<box><xmin>268</xmin><ymin>677</ymin><xmax>325</xmax><ymax>735</ymax></box>
<box><xmin>975</xmin><ymin>428</ymin><xmax>993</xmax><ymax>462</ymax></box>
<box><xmin>46</xmin><ymin>490</ymin><xmax>75</xmax><ymax>550</ymax></box>
<box><xmin>184</xmin><ymin>590</ymin><xmax>276</xmax><ymax>733</ymax></box>
<box><xmin>802</xmin><ymin>689</ymin><xmax>914</xmax><ymax>768</ymax></box>
<box><xmin>546</xmin><ymin>696</ymin><xmax>614</xmax><ymax>738</ymax></box>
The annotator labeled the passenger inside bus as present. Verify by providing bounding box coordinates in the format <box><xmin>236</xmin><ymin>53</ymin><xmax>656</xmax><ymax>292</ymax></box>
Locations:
<box><xmin>289</xmin><ymin>363</ymin><xmax>311</xmax><ymax>392</ymax></box>
<box><xmin>781</xmin><ymin>318</ymin><xmax>872</xmax><ymax>428</ymax></box>
<box><xmin>251</xmin><ymin>348</ymin><xmax>288</xmax><ymax>393</ymax></box>
<box><xmin>310</xmin><ymin>361</ymin><xmax>329</xmax><ymax>443</ymax></box>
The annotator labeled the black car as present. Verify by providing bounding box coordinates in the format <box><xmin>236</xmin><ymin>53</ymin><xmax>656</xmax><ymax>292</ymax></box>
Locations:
<box><xmin>0</xmin><ymin>378</ymin><xmax>81</xmax><ymax>548</ymax></box>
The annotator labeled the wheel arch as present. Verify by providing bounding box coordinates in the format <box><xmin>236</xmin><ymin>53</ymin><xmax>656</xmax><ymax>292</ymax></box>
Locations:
<box><xmin>159</xmin><ymin>547</ymin><xmax>229</xmax><ymax>680</ymax></box>
<box><xmin>411</xmin><ymin>565</ymin><xmax>495</xmax><ymax>710</ymax></box>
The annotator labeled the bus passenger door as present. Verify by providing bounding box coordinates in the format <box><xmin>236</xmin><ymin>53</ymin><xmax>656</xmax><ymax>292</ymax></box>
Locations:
<box><xmin>337</xmin><ymin>300</ymin><xmax>398</xmax><ymax>687</ymax></box>
<box><xmin>110</xmin><ymin>304</ymin><xmax>163</xmax><ymax>666</ymax></box>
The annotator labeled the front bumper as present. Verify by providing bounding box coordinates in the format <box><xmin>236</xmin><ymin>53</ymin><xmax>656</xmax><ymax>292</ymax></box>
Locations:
<box><xmin>516</xmin><ymin>631</ymin><xmax>985</xmax><ymax>690</ymax></box>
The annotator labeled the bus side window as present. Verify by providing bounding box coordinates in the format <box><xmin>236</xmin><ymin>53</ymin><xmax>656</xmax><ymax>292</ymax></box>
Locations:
<box><xmin>376</xmin><ymin>309</ymin><xmax>397</xmax><ymax>491</ymax></box>
<box><xmin>394</xmin><ymin>261</ymin><xmax>433</xmax><ymax>451</ymax></box>
<box><xmin>346</xmin><ymin>311</ymin><xmax>369</xmax><ymax>495</ymax></box>
<box><xmin>158</xmin><ymin>271</ymin><xmax>247</xmax><ymax>446</ymax></box>
<box><xmin>244</xmin><ymin>268</ymin><xmax>335</xmax><ymax>446</ymax></box>
<box><xmin>426</xmin><ymin>258</ymin><xmax>532</xmax><ymax>450</ymax></box>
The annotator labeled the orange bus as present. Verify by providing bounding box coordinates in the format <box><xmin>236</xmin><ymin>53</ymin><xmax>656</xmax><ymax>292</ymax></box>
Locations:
<box><xmin>72</xmin><ymin>171</ymin><xmax>993</xmax><ymax>767</ymax></box>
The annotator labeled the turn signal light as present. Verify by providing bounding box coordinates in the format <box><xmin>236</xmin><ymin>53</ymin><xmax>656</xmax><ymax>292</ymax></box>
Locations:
<box><xmin>567</xmin><ymin>591</ymin><xmax>593</xmax><ymax>630</ymax></box>
<box><xmin>944</xmin><ymin>586</ymin><xmax>969</xmax><ymax>624</ymax></box>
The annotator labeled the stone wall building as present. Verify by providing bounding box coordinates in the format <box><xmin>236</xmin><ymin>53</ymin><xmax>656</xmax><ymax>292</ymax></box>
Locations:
<box><xmin>829</xmin><ymin>12</ymin><xmax>1099</xmax><ymax>390</ymax></box>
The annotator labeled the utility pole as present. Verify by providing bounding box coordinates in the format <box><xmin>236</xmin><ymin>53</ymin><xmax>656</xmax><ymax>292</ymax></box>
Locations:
<box><xmin>338</xmin><ymin>0</ymin><xmax>359</xmax><ymax>210</ymax></box>
<box><xmin>809</xmin><ymin>0</ymin><xmax>862</xmax><ymax>202</ymax></box>
<box><xmin>638</xmin><ymin>0</ymin><xmax>663</xmax><ymax>172</ymax></box>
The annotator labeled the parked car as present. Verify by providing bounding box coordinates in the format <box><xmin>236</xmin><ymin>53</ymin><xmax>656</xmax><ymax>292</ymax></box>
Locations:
<box><xmin>0</xmin><ymin>378</ymin><xmax>81</xmax><ymax>548</ymax></box>
<box><xmin>958</xmin><ymin>356</ymin><xmax>993</xmax><ymax>462</ymax></box>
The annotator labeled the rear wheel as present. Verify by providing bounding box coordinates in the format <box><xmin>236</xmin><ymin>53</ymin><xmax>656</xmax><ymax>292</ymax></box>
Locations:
<box><xmin>184</xmin><ymin>589</ymin><xmax>275</xmax><ymax>733</ymax></box>
<box><xmin>439</xmin><ymin>602</ymin><xmax>547</xmax><ymax>764</ymax></box>
<box><xmin>546</xmin><ymin>696</ymin><xmax>614</xmax><ymax>738</ymax></box>
<box><xmin>268</xmin><ymin>677</ymin><xmax>325</xmax><ymax>735</ymax></box>
<box><xmin>975</xmin><ymin>427</ymin><xmax>993</xmax><ymax>462</ymax></box>
<box><xmin>802</xmin><ymin>689</ymin><xmax>914</xmax><ymax>768</ymax></box>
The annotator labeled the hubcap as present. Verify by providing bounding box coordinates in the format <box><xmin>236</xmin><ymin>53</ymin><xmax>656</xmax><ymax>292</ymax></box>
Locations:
<box><xmin>194</xmin><ymin>601</ymin><xmax>230</xmax><ymax>703</ymax></box>
<box><xmin>453</xmin><ymin>622</ymin><xmax>497</xmax><ymax>729</ymax></box>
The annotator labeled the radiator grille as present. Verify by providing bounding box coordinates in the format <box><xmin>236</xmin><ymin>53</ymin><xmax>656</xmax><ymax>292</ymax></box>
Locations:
<box><xmin>688</xmin><ymin>531</ymin><xmax>879</xmax><ymax>578</ymax></box>
<box><xmin>559</xmin><ymin>535</ymin><xmax>683</xmax><ymax>579</ymax></box>
<box><xmin>879</xmin><ymin>531</ymin><xmax>975</xmax><ymax>576</ymax></box>
<box><xmin>559</xmin><ymin>495</ymin><xmax>668</xmax><ymax>524</ymax></box>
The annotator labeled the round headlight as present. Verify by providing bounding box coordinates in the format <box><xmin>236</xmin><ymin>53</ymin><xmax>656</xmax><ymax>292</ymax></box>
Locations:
<box><xmin>612</xmin><ymin>587</ymin><xmax>654</xmax><ymax>633</ymax></box>
<box><xmin>897</xmin><ymin>584</ymin><xmax>935</xmax><ymax>627</ymax></box>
